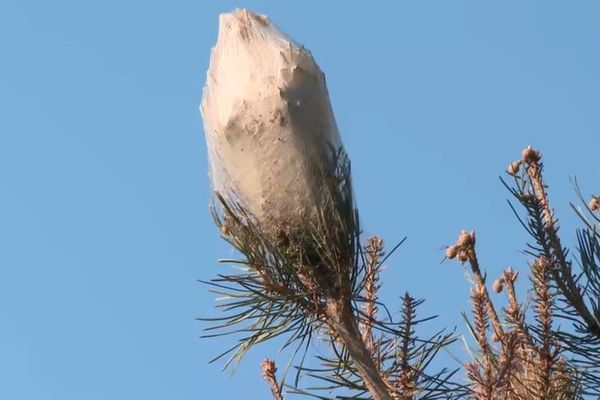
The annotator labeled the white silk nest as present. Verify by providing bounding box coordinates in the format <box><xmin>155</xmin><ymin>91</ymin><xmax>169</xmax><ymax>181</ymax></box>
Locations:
<box><xmin>200</xmin><ymin>9</ymin><xmax>349</xmax><ymax>232</ymax></box>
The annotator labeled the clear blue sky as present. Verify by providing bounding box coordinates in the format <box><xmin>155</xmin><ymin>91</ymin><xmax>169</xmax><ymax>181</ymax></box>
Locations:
<box><xmin>1</xmin><ymin>1</ymin><xmax>600</xmax><ymax>399</ymax></box>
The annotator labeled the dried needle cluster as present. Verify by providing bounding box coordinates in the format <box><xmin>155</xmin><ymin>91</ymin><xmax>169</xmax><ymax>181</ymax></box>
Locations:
<box><xmin>504</xmin><ymin>145</ymin><xmax>600</xmax><ymax>389</ymax></box>
<box><xmin>285</xmin><ymin>236</ymin><xmax>462</xmax><ymax>400</ymax></box>
<box><xmin>443</xmin><ymin>145</ymin><xmax>600</xmax><ymax>399</ymax></box>
<box><xmin>204</xmin><ymin>156</ymin><xmax>461</xmax><ymax>400</ymax></box>
<box><xmin>447</xmin><ymin>231</ymin><xmax>576</xmax><ymax>399</ymax></box>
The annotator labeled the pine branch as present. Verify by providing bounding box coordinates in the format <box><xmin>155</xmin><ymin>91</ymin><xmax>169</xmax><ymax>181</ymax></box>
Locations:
<box><xmin>468</xmin><ymin>283</ymin><xmax>495</xmax><ymax>400</ymax></box>
<box><xmin>361</xmin><ymin>237</ymin><xmax>384</xmax><ymax>353</ymax></box>
<box><xmin>451</xmin><ymin>232</ymin><xmax>582</xmax><ymax>399</ymax></box>
<box><xmin>523</xmin><ymin>148</ymin><xmax>599</xmax><ymax>338</ymax></box>
<box><xmin>504</xmin><ymin>147</ymin><xmax>600</xmax><ymax>395</ymax></box>
<box><xmin>531</xmin><ymin>257</ymin><xmax>555</xmax><ymax>399</ymax></box>
<box><xmin>495</xmin><ymin>267</ymin><xmax>536</xmax><ymax>350</ymax></box>
<box><xmin>290</xmin><ymin>291</ymin><xmax>465</xmax><ymax>399</ymax></box>
<box><xmin>505</xmin><ymin>147</ymin><xmax>600</xmax><ymax>339</ymax></box>
<box><xmin>262</xmin><ymin>358</ymin><xmax>285</xmax><ymax>400</ymax></box>
<box><xmin>203</xmin><ymin>151</ymin><xmax>399</xmax><ymax>400</ymax></box>
<box><xmin>325</xmin><ymin>298</ymin><xmax>394</xmax><ymax>400</ymax></box>
<box><xmin>396</xmin><ymin>293</ymin><xmax>417</xmax><ymax>399</ymax></box>
<box><xmin>447</xmin><ymin>230</ymin><xmax>504</xmax><ymax>341</ymax></box>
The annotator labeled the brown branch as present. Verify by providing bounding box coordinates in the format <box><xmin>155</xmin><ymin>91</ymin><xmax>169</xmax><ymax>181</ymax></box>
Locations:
<box><xmin>448</xmin><ymin>230</ymin><xmax>505</xmax><ymax>341</ymax></box>
<box><xmin>496</xmin><ymin>267</ymin><xmax>536</xmax><ymax>350</ymax></box>
<box><xmin>261</xmin><ymin>358</ymin><xmax>285</xmax><ymax>400</ymax></box>
<box><xmin>362</xmin><ymin>237</ymin><xmax>384</xmax><ymax>351</ymax></box>
<box><xmin>326</xmin><ymin>298</ymin><xmax>395</xmax><ymax>400</ymax></box>
<box><xmin>497</xmin><ymin>331</ymin><xmax>518</xmax><ymax>385</ymax></box>
<box><xmin>471</xmin><ymin>283</ymin><xmax>495</xmax><ymax>400</ymax></box>
<box><xmin>396</xmin><ymin>293</ymin><xmax>417</xmax><ymax>400</ymax></box>
<box><xmin>531</xmin><ymin>257</ymin><xmax>554</xmax><ymax>399</ymax></box>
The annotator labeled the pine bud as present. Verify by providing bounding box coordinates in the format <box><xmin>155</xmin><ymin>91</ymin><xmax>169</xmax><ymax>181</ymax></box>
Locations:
<box><xmin>507</xmin><ymin>160</ymin><xmax>521</xmax><ymax>176</ymax></box>
<box><xmin>446</xmin><ymin>246</ymin><xmax>458</xmax><ymax>259</ymax></box>
<box><xmin>492</xmin><ymin>278</ymin><xmax>504</xmax><ymax>294</ymax></box>
<box><xmin>590</xmin><ymin>196</ymin><xmax>600</xmax><ymax>211</ymax></box>
<box><xmin>261</xmin><ymin>358</ymin><xmax>277</xmax><ymax>376</ymax></box>
<box><xmin>503</xmin><ymin>267</ymin><xmax>519</xmax><ymax>284</ymax></box>
<box><xmin>522</xmin><ymin>145</ymin><xmax>541</xmax><ymax>164</ymax></box>
<box><xmin>456</xmin><ymin>230</ymin><xmax>474</xmax><ymax>248</ymax></box>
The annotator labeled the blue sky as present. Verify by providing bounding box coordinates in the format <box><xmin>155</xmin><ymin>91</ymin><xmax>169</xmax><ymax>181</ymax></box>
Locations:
<box><xmin>1</xmin><ymin>1</ymin><xmax>600</xmax><ymax>399</ymax></box>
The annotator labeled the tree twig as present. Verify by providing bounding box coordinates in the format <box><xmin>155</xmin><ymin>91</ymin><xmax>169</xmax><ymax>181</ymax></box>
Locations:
<box><xmin>326</xmin><ymin>298</ymin><xmax>395</xmax><ymax>400</ymax></box>
<box><xmin>261</xmin><ymin>358</ymin><xmax>285</xmax><ymax>400</ymax></box>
